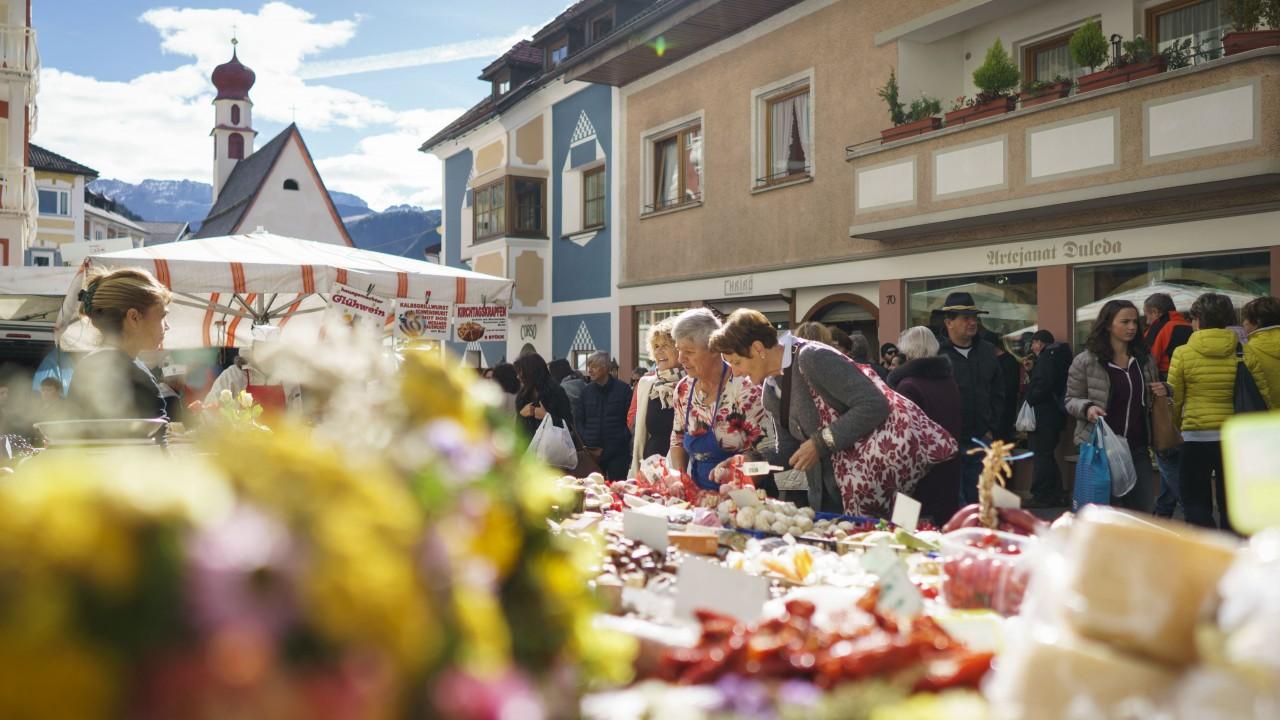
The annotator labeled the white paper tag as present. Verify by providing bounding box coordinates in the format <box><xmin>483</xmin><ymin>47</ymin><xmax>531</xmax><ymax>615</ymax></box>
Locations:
<box><xmin>740</xmin><ymin>461</ymin><xmax>784</xmax><ymax>476</ymax></box>
<box><xmin>729</xmin><ymin>488</ymin><xmax>761</xmax><ymax>509</ymax></box>
<box><xmin>682</xmin><ymin>523</ymin><xmax>720</xmax><ymax>536</ymax></box>
<box><xmin>891</xmin><ymin>493</ymin><xmax>921</xmax><ymax>532</ymax></box>
<box><xmin>992</xmin><ymin>483</ymin><xmax>1022</xmax><ymax>509</ymax></box>
<box><xmin>674</xmin><ymin>557</ymin><xmax>771</xmax><ymax>623</ymax></box>
<box><xmin>861</xmin><ymin>545</ymin><xmax>924</xmax><ymax>618</ymax></box>
<box><xmin>623</xmin><ymin>510</ymin><xmax>669</xmax><ymax>551</ymax></box>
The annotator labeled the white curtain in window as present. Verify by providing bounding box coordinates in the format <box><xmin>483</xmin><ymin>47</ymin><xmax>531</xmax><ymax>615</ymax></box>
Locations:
<box><xmin>1035</xmin><ymin>44</ymin><xmax>1086</xmax><ymax>81</ymax></box>
<box><xmin>1158</xmin><ymin>0</ymin><xmax>1225</xmax><ymax>60</ymax></box>
<box><xmin>770</xmin><ymin>92</ymin><xmax>810</xmax><ymax>178</ymax></box>
<box><xmin>656</xmin><ymin>139</ymin><xmax>679</xmax><ymax>207</ymax></box>
<box><xmin>793</xmin><ymin>93</ymin><xmax>810</xmax><ymax>173</ymax></box>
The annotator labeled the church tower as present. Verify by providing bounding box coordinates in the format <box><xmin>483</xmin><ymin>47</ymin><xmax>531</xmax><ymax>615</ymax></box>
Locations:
<box><xmin>210</xmin><ymin>39</ymin><xmax>257</xmax><ymax>203</ymax></box>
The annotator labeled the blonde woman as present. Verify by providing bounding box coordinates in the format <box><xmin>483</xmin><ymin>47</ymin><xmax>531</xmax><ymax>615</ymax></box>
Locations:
<box><xmin>68</xmin><ymin>268</ymin><xmax>173</xmax><ymax>420</ymax></box>
<box><xmin>628</xmin><ymin>318</ymin><xmax>684</xmax><ymax>477</ymax></box>
<box><xmin>793</xmin><ymin>321</ymin><xmax>833</xmax><ymax>345</ymax></box>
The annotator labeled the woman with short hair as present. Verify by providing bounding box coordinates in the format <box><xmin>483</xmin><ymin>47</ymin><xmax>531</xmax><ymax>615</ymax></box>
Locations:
<box><xmin>628</xmin><ymin>318</ymin><xmax>683</xmax><ymax>478</ymax></box>
<box><xmin>1170</xmin><ymin>293</ymin><xmax>1271</xmax><ymax>529</ymax></box>
<box><xmin>793</xmin><ymin>321</ymin><xmax>832</xmax><ymax>345</ymax></box>
<box><xmin>710</xmin><ymin>309</ymin><xmax>895</xmax><ymax>515</ymax></box>
<box><xmin>667</xmin><ymin>308</ymin><xmax>774</xmax><ymax>491</ymax></box>
<box><xmin>1242</xmin><ymin>296</ymin><xmax>1280</xmax><ymax>410</ymax></box>
<box><xmin>888</xmin><ymin>326</ymin><xmax>963</xmax><ymax>525</ymax></box>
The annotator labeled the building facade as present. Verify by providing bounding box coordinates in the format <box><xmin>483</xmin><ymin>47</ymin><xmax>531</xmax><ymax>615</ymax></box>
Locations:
<box><xmin>29</xmin><ymin>143</ymin><xmax>96</xmax><ymax>266</ymax></box>
<box><xmin>422</xmin><ymin>1</ymin><xmax>636</xmax><ymax>367</ymax></box>
<box><xmin>547</xmin><ymin>0</ymin><xmax>1278</xmax><ymax>367</ymax></box>
<box><xmin>0</xmin><ymin>0</ymin><xmax>37</xmax><ymax>266</ymax></box>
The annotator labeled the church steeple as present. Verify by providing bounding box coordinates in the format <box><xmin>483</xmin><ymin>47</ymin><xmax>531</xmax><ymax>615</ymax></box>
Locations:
<box><xmin>210</xmin><ymin>37</ymin><xmax>258</xmax><ymax>202</ymax></box>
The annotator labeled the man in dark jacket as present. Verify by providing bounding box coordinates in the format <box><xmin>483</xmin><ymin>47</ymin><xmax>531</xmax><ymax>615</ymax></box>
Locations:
<box><xmin>937</xmin><ymin>292</ymin><xmax>1005</xmax><ymax>504</ymax></box>
<box><xmin>1142</xmin><ymin>292</ymin><xmax>1189</xmax><ymax>519</ymax></box>
<box><xmin>1024</xmin><ymin>330</ymin><xmax>1071</xmax><ymax>507</ymax></box>
<box><xmin>574</xmin><ymin>351</ymin><xmax>633</xmax><ymax>480</ymax></box>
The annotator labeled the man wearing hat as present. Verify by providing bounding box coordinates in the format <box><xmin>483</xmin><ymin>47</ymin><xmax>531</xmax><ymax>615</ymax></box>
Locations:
<box><xmin>938</xmin><ymin>292</ymin><xmax>1006</xmax><ymax>504</ymax></box>
<box><xmin>1024</xmin><ymin>329</ymin><xmax>1071</xmax><ymax>507</ymax></box>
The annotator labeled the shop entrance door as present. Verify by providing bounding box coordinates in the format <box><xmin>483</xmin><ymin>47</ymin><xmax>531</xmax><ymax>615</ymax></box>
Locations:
<box><xmin>804</xmin><ymin>294</ymin><xmax>878</xmax><ymax>345</ymax></box>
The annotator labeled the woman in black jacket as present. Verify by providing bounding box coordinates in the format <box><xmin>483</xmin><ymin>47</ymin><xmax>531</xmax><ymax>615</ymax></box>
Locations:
<box><xmin>513</xmin><ymin>353</ymin><xmax>575</xmax><ymax>447</ymax></box>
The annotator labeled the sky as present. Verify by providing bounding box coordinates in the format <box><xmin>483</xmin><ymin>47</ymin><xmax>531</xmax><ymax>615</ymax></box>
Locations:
<box><xmin>34</xmin><ymin>1</ymin><xmax>573</xmax><ymax>212</ymax></box>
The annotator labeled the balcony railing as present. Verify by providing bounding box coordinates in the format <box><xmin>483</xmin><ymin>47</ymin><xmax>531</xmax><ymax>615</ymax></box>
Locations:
<box><xmin>0</xmin><ymin>25</ymin><xmax>38</xmax><ymax>77</ymax></box>
<box><xmin>0</xmin><ymin>166</ymin><xmax>35</xmax><ymax>217</ymax></box>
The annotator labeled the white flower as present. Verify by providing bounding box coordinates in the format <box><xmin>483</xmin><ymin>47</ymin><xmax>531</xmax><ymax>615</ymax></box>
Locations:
<box><xmin>219</xmin><ymin>389</ymin><xmax>233</xmax><ymax>406</ymax></box>
<box><xmin>238</xmin><ymin>391</ymin><xmax>255</xmax><ymax>409</ymax></box>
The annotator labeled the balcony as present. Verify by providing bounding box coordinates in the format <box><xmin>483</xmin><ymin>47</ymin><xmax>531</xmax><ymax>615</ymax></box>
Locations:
<box><xmin>0</xmin><ymin>25</ymin><xmax>38</xmax><ymax>78</ymax></box>
<box><xmin>846</xmin><ymin>48</ymin><xmax>1280</xmax><ymax>241</ymax></box>
<box><xmin>0</xmin><ymin>166</ymin><xmax>35</xmax><ymax>217</ymax></box>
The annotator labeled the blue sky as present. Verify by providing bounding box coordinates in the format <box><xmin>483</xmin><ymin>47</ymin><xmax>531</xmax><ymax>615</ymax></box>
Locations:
<box><xmin>34</xmin><ymin>1</ymin><xmax>572</xmax><ymax>210</ymax></box>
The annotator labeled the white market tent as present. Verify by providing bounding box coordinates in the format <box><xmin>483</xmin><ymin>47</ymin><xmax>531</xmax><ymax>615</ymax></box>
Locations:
<box><xmin>1002</xmin><ymin>282</ymin><xmax>1262</xmax><ymax>339</ymax></box>
<box><xmin>55</xmin><ymin>230</ymin><xmax>513</xmax><ymax>351</ymax></box>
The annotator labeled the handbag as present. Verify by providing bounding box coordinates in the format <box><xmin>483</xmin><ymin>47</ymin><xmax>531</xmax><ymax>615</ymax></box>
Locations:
<box><xmin>800</xmin><ymin>357</ymin><xmax>958</xmax><ymax>518</ymax></box>
<box><xmin>1096</xmin><ymin>421</ymin><xmax>1137</xmax><ymax>497</ymax></box>
<box><xmin>1234</xmin><ymin>346</ymin><xmax>1269</xmax><ymax>414</ymax></box>
<box><xmin>569</xmin><ymin>428</ymin><xmax>604</xmax><ymax>479</ymax></box>
<box><xmin>1015</xmin><ymin>400</ymin><xmax>1036</xmax><ymax>433</ymax></box>
<box><xmin>243</xmin><ymin>368</ymin><xmax>287</xmax><ymax>413</ymax></box>
<box><xmin>530</xmin><ymin>414</ymin><xmax>578</xmax><ymax>470</ymax></box>
<box><xmin>1150</xmin><ymin>396</ymin><xmax>1182</xmax><ymax>452</ymax></box>
<box><xmin>1073</xmin><ymin>422</ymin><xmax>1112</xmax><ymax>511</ymax></box>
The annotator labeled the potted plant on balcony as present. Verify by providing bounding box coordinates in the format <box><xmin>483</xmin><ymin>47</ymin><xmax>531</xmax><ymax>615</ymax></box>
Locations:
<box><xmin>1222</xmin><ymin>0</ymin><xmax>1280</xmax><ymax>55</ymax></box>
<box><xmin>878</xmin><ymin>70</ymin><xmax>944</xmax><ymax>143</ymax></box>
<box><xmin>1020</xmin><ymin>75</ymin><xmax>1073</xmax><ymax>108</ymax></box>
<box><xmin>945</xmin><ymin>39</ymin><xmax>1020</xmax><ymax>126</ymax></box>
<box><xmin>1076</xmin><ymin>32</ymin><xmax>1167</xmax><ymax>93</ymax></box>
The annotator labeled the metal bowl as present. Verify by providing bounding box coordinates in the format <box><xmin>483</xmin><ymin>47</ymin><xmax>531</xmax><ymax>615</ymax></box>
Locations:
<box><xmin>35</xmin><ymin>419</ymin><xmax>168</xmax><ymax>445</ymax></box>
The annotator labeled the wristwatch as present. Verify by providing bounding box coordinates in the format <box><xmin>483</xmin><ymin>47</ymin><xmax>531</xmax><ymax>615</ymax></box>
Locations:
<box><xmin>820</xmin><ymin>427</ymin><xmax>835</xmax><ymax>452</ymax></box>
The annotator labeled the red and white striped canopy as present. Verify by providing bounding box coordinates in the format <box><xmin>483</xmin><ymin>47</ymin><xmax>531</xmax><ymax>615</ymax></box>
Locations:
<box><xmin>56</xmin><ymin>230</ymin><xmax>512</xmax><ymax>350</ymax></box>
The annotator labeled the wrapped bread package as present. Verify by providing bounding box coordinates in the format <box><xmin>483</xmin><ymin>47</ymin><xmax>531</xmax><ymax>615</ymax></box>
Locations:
<box><xmin>985</xmin><ymin>623</ymin><xmax>1176</xmax><ymax>720</ymax></box>
<box><xmin>1060</xmin><ymin>507</ymin><xmax>1239</xmax><ymax>666</ymax></box>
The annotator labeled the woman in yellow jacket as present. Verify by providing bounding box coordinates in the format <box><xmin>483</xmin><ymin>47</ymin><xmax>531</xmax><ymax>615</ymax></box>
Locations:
<box><xmin>1169</xmin><ymin>293</ymin><xmax>1272</xmax><ymax>530</ymax></box>
<box><xmin>1242</xmin><ymin>296</ymin><xmax>1280</xmax><ymax>409</ymax></box>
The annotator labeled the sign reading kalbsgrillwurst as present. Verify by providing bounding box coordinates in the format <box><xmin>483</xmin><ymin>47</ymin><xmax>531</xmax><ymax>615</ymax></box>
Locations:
<box><xmin>453</xmin><ymin>304</ymin><xmax>508</xmax><ymax>343</ymax></box>
<box><xmin>326</xmin><ymin>283</ymin><xmax>391</xmax><ymax>327</ymax></box>
<box><xmin>395</xmin><ymin>300</ymin><xmax>452</xmax><ymax>340</ymax></box>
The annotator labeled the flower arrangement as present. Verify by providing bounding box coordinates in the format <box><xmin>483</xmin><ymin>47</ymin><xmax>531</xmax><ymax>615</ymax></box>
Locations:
<box><xmin>0</xmin><ymin>328</ymin><xmax>634</xmax><ymax>719</ymax></box>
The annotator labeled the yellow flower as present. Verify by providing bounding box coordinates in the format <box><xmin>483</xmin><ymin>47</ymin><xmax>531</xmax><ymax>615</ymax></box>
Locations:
<box><xmin>0</xmin><ymin>633</ymin><xmax>118</xmax><ymax>720</ymax></box>
<box><xmin>451</xmin><ymin>585</ymin><xmax>512</xmax><ymax>676</ymax></box>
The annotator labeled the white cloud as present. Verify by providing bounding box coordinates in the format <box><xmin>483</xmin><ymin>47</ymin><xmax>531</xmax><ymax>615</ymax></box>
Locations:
<box><xmin>300</xmin><ymin>25</ymin><xmax>540</xmax><ymax>80</ymax></box>
<box><xmin>35</xmin><ymin>2</ymin><xmax>505</xmax><ymax>211</ymax></box>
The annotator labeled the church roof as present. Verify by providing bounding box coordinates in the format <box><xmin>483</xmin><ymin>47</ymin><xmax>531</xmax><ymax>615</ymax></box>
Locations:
<box><xmin>29</xmin><ymin>143</ymin><xmax>98</xmax><ymax>177</ymax></box>
<box><xmin>212</xmin><ymin>48</ymin><xmax>256</xmax><ymax>101</ymax></box>
<box><xmin>193</xmin><ymin>123</ymin><xmax>352</xmax><ymax>246</ymax></box>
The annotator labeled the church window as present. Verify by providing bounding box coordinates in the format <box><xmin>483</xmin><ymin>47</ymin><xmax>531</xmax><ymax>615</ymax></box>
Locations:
<box><xmin>228</xmin><ymin>133</ymin><xmax>245</xmax><ymax>159</ymax></box>
<box><xmin>231</xmin><ymin>104</ymin><xmax>241</xmax><ymax>125</ymax></box>
<box><xmin>283</xmin><ymin>179</ymin><xmax>300</xmax><ymax>191</ymax></box>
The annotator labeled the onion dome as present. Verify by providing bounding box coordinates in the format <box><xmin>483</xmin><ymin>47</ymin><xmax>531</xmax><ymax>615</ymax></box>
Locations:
<box><xmin>212</xmin><ymin>45</ymin><xmax>255</xmax><ymax>101</ymax></box>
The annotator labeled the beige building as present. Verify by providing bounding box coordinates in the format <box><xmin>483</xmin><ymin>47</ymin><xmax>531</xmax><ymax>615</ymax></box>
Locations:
<box><xmin>552</xmin><ymin>0</ymin><xmax>1278</xmax><ymax>366</ymax></box>
<box><xmin>0</xmin><ymin>0</ymin><xmax>36</xmax><ymax>266</ymax></box>
<box><xmin>29</xmin><ymin>143</ymin><xmax>96</xmax><ymax>266</ymax></box>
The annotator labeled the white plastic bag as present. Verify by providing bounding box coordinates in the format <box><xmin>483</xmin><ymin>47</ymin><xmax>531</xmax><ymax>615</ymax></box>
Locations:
<box><xmin>530</xmin><ymin>414</ymin><xmax>577</xmax><ymax>470</ymax></box>
<box><xmin>1015</xmin><ymin>401</ymin><xmax>1036</xmax><ymax>432</ymax></box>
<box><xmin>1097</xmin><ymin>421</ymin><xmax>1137</xmax><ymax>497</ymax></box>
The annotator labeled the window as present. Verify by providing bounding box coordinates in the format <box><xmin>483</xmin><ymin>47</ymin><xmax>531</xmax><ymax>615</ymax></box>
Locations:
<box><xmin>473</xmin><ymin>180</ymin><xmax>506</xmax><ymax>240</ymax></box>
<box><xmin>32</xmin><ymin>253</ymin><xmax>51</xmax><ymax>267</ymax></box>
<box><xmin>231</xmin><ymin>104</ymin><xmax>241</xmax><ymax>125</ymax></box>
<box><xmin>37</xmin><ymin>189</ymin><xmax>69</xmax><ymax>216</ymax></box>
<box><xmin>472</xmin><ymin>176</ymin><xmax>547</xmax><ymax>241</ymax></box>
<box><xmin>650</xmin><ymin>124</ymin><xmax>702</xmax><ymax>212</ymax></box>
<box><xmin>283</xmin><ymin>179</ymin><xmax>299</xmax><ymax>191</ymax></box>
<box><xmin>547</xmin><ymin>38</ymin><xmax>569</xmax><ymax>67</ymax></box>
<box><xmin>498</xmin><ymin>78</ymin><xmax>511</xmax><ymax>94</ymax></box>
<box><xmin>762</xmin><ymin>85</ymin><xmax>811</xmax><ymax>185</ymax></box>
<box><xmin>907</xmin><ymin>271</ymin><xmax>1038</xmax><ymax>353</ymax></box>
<box><xmin>1022</xmin><ymin>31</ymin><xmax>1088</xmax><ymax>83</ymax></box>
<box><xmin>636</xmin><ymin>306</ymin><xmax>689</xmax><ymax>366</ymax></box>
<box><xmin>1072</xmin><ymin>251</ymin><xmax>1269</xmax><ymax>349</ymax></box>
<box><xmin>1148</xmin><ymin>0</ymin><xmax>1226</xmax><ymax>63</ymax></box>
<box><xmin>590</xmin><ymin>12</ymin><xmax>615</xmax><ymax>43</ymax></box>
<box><xmin>583</xmin><ymin>166</ymin><xmax>606</xmax><ymax>229</ymax></box>
<box><xmin>228</xmin><ymin>133</ymin><xmax>245</xmax><ymax>159</ymax></box>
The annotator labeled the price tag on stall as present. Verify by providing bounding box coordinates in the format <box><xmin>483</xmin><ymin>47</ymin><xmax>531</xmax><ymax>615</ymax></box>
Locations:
<box><xmin>674</xmin><ymin>556</ymin><xmax>771</xmax><ymax>623</ymax></box>
<box><xmin>891</xmin><ymin>493</ymin><xmax>921</xmax><ymax>532</ymax></box>
<box><xmin>623</xmin><ymin>509</ymin><xmax>669</xmax><ymax>551</ymax></box>
<box><xmin>861</xmin><ymin>545</ymin><xmax>924</xmax><ymax>618</ymax></box>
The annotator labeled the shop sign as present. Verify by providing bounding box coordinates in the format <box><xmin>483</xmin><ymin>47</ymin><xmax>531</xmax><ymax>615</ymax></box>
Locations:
<box><xmin>520</xmin><ymin>323</ymin><xmax>538</xmax><ymax>340</ymax></box>
<box><xmin>986</xmin><ymin>238</ymin><xmax>1124</xmax><ymax>269</ymax></box>
<box><xmin>724</xmin><ymin>275</ymin><xmax>754</xmax><ymax>297</ymax></box>
<box><xmin>327</xmin><ymin>283</ymin><xmax>391</xmax><ymax>327</ymax></box>
<box><xmin>394</xmin><ymin>300</ymin><xmax>452</xmax><ymax>341</ymax></box>
<box><xmin>453</xmin><ymin>304</ymin><xmax>509</xmax><ymax>343</ymax></box>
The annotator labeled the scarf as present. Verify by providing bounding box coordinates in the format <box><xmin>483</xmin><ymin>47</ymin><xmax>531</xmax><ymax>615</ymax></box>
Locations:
<box><xmin>648</xmin><ymin>368</ymin><xmax>683</xmax><ymax>409</ymax></box>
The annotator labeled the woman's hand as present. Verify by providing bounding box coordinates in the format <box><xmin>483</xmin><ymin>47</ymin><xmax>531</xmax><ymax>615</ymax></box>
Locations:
<box><xmin>519</xmin><ymin>403</ymin><xmax>536</xmax><ymax>418</ymax></box>
<box><xmin>532</xmin><ymin>404</ymin><xmax>547</xmax><ymax>420</ymax></box>
<box><xmin>710</xmin><ymin>455</ymin><xmax>744</xmax><ymax>486</ymax></box>
<box><xmin>1087</xmin><ymin>405</ymin><xmax>1106</xmax><ymax>422</ymax></box>
<box><xmin>790</xmin><ymin>439</ymin><xmax>821</xmax><ymax>473</ymax></box>
<box><xmin>1149</xmin><ymin>382</ymin><xmax>1168</xmax><ymax>398</ymax></box>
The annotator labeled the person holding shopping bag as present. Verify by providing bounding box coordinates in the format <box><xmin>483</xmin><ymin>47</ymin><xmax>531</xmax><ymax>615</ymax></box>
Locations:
<box><xmin>1064</xmin><ymin>300</ymin><xmax>1166</xmax><ymax>512</ymax></box>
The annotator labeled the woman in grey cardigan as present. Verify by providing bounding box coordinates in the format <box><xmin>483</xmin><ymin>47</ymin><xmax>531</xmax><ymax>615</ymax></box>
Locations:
<box><xmin>710</xmin><ymin>309</ymin><xmax>890</xmax><ymax>514</ymax></box>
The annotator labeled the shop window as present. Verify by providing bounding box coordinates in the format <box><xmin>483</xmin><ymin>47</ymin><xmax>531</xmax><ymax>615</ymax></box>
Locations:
<box><xmin>636</xmin><ymin>306</ymin><xmax>687</xmax><ymax>367</ymax></box>
<box><xmin>1022</xmin><ymin>30</ymin><xmax>1088</xmax><ymax>83</ymax></box>
<box><xmin>648</xmin><ymin>123</ymin><xmax>702</xmax><ymax>212</ymax></box>
<box><xmin>37</xmin><ymin>189</ymin><xmax>69</xmax><ymax>216</ymax></box>
<box><xmin>907</xmin><ymin>271</ymin><xmax>1038</xmax><ymax>354</ymax></box>
<box><xmin>760</xmin><ymin>84</ymin><xmax>812</xmax><ymax>186</ymax></box>
<box><xmin>583</xmin><ymin>166</ymin><xmax>605</xmax><ymax>229</ymax></box>
<box><xmin>1147</xmin><ymin>0</ymin><xmax>1226</xmax><ymax>63</ymax></box>
<box><xmin>1072</xmin><ymin>252</ymin><xmax>1270</xmax><ymax>349</ymax></box>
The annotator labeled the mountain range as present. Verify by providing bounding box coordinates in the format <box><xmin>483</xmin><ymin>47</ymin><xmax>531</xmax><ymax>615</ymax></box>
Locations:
<box><xmin>87</xmin><ymin>178</ymin><xmax>440</xmax><ymax>260</ymax></box>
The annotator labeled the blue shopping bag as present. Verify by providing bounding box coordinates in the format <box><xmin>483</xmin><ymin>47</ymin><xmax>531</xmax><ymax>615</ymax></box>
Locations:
<box><xmin>1073</xmin><ymin>422</ymin><xmax>1112</xmax><ymax>511</ymax></box>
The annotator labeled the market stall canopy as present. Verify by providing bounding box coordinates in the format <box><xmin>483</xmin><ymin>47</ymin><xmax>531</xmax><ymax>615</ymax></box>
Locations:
<box><xmin>55</xmin><ymin>229</ymin><xmax>513</xmax><ymax>351</ymax></box>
